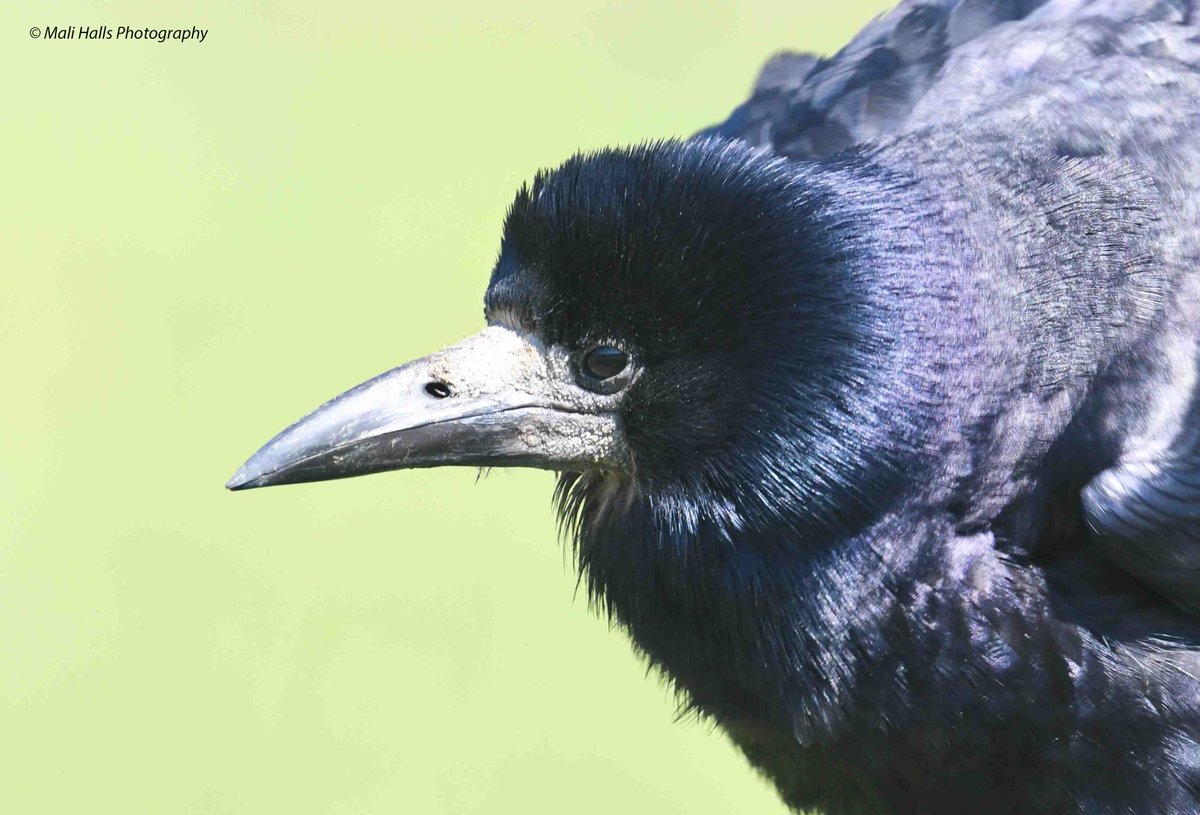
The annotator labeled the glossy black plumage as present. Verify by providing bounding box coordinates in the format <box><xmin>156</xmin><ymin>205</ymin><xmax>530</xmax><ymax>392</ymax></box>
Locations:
<box><xmin>488</xmin><ymin>2</ymin><xmax>1200</xmax><ymax>812</ymax></box>
<box><xmin>231</xmin><ymin>1</ymin><xmax>1200</xmax><ymax>812</ymax></box>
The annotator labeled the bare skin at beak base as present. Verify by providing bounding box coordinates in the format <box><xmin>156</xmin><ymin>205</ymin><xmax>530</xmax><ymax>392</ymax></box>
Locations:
<box><xmin>226</xmin><ymin>326</ymin><xmax>630</xmax><ymax>491</ymax></box>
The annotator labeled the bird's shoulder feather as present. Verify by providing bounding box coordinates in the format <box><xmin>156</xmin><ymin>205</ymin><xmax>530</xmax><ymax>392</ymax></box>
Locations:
<box><xmin>704</xmin><ymin>0</ymin><xmax>1200</xmax><ymax>159</ymax></box>
<box><xmin>1083</xmin><ymin>323</ymin><xmax>1200</xmax><ymax>615</ymax></box>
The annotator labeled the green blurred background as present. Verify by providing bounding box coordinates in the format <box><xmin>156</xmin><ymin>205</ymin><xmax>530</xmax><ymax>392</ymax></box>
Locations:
<box><xmin>3</xmin><ymin>1</ymin><xmax>892</xmax><ymax>812</ymax></box>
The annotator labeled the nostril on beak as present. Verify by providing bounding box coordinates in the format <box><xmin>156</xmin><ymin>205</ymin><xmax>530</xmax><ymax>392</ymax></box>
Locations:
<box><xmin>425</xmin><ymin>381</ymin><xmax>452</xmax><ymax>399</ymax></box>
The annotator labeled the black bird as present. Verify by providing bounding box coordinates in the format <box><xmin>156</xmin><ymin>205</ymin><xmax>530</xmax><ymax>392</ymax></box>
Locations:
<box><xmin>228</xmin><ymin>0</ymin><xmax>1200</xmax><ymax>811</ymax></box>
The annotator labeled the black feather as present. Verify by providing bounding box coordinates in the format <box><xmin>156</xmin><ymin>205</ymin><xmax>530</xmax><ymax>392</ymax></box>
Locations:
<box><xmin>476</xmin><ymin>0</ymin><xmax>1200</xmax><ymax>807</ymax></box>
<box><xmin>227</xmin><ymin>3</ymin><xmax>1200</xmax><ymax>809</ymax></box>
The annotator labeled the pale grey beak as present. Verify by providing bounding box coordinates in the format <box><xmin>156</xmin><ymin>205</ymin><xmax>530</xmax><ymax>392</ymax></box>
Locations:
<box><xmin>226</xmin><ymin>326</ymin><xmax>628</xmax><ymax>491</ymax></box>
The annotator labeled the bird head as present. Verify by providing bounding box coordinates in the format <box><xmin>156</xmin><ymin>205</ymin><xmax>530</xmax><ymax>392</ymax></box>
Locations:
<box><xmin>228</xmin><ymin>138</ymin><xmax>916</xmax><ymax>541</ymax></box>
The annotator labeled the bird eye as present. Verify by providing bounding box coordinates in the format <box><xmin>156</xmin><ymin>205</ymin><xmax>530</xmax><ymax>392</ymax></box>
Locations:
<box><xmin>582</xmin><ymin>345</ymin><xmax>629</xmax><ymax>380</ymax></box>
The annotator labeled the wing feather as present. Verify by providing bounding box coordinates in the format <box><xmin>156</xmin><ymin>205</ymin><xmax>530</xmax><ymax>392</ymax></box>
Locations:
<box><xmin>703</xmin><ymin>0</ymin><xmax>1198</xmax><ymax>158</ymax></box>
<box><xmin>1084</xmin><ymin>432</ymin><xmax>1200</xmax><ymax>612</ymax></box>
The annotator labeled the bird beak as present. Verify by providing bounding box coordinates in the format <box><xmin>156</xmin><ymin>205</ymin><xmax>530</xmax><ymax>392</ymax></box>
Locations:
<box><xmin>226</xmin><ymin>326</ymin><xmax>629</xmax><ymax>491</ymax></box>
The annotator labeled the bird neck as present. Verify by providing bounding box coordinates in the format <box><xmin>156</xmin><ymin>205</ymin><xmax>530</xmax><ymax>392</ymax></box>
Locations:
<box><xmin>566</xmin><ymin>466</ymin><xmax>954</xmax><ymax>741</ymax></box>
